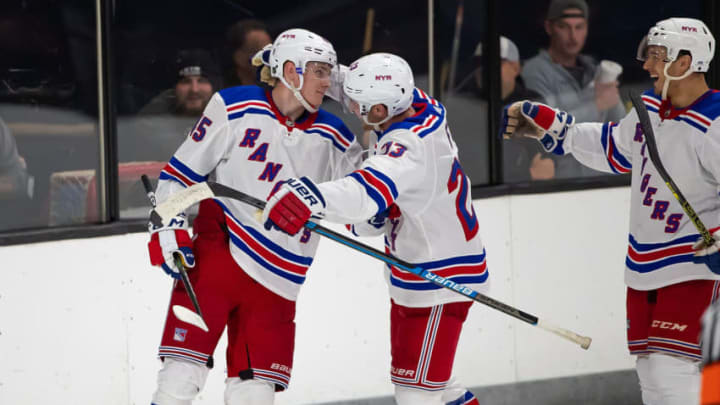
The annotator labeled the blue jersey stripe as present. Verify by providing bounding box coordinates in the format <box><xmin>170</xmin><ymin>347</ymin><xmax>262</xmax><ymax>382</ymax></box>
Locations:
<box><xmin>626</xmin><ymin>254</ymin><xmax>695</xmax><ymax>273</ymax></box>
<box><xmin>168</xmin><ymin>156</ymin><xmax>208</xmax><ymax>183</ymax></box>
<box><xmin>364</xmin><ymin>167</ymin><xmax>399</xmax><ymax>199</ymax></box>
<box><xmin>419</xmin><ymin>252</ymin><xmax>487</xmax><ymax>269</ymax></box>
<box><xmin>215</xmin><ymin>200</ymin><xmax>313</xmax><ymax>266</ymax></box>
<box><xmin>629</xmin><ymin>233</ymin><xmax>698</xmax><ymax>250</ymax></box>
<box><xmin>601</xmin><ymin>122</ymin><xmax>631</xmax><ymax>173</ymax></box>
<box><xmin>158</xmin><ymin>172</ymin><xmax>188</xmax><ymax>188</ymax></box>
<box><xmin>228</xmin><ymin>108</ymin><xmax>275</xmax><ymax>121</ymax></box>
<box><xmin>348</xmin><ymin>172</ymin><xmax>388</xmax><ymax>213</ymax></box>
<box><xmin>227</xmin><ymin>232</ymin><xmax>306</xmax><ymax>284</ymax></box>
<box><xmin>390</xmin><ymin>273</ymin><xmax>489</xmax><ymax>290</ymax></box>
<box><xmin>305</xmin><ymin>128</ymin><xmax>347</xmax><ymax>152</ymax></box>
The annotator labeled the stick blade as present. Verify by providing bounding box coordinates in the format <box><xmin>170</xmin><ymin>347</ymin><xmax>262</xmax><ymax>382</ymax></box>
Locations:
<box><xmin>172</xmin><ymin>305</ymin><xmax>209</xmax><ymax>332</ymax></box>
<box><xmin>537</xmin><ymin>319</ymin><xmax>592</xmax><ymax>350</ymax></box>
<box><xmin>154</xmin><ymin>182</ymin><xmax>215</xmax><ymax>225</ymax></box>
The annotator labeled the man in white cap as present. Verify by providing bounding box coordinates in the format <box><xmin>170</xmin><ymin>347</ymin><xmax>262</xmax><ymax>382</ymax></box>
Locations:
<box><xmin>485</xmin><ymin>36</ymin><xmax>556</xmax><ymax>181</ymax></box>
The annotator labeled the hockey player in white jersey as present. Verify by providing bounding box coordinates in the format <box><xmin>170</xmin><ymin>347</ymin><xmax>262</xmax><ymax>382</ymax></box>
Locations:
<box><xmin>262</xmin><ymin>53</ymin><xmax>485</xmax><ymax>405</ymax></box>
<box><xmin>500</xmin><ymin>18</ymin><xmax>720</xmax><ymax>405</ymax></box>
<box><xmin>146</xmin><ymin>28</ymin><xmax>363</xmax><ymax>404</ymax></box>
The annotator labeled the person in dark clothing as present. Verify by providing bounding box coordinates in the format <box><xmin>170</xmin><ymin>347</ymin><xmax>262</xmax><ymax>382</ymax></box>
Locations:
<box><xmin>224</xmin><ymin>19</ymin><xmax>272</xmax><ymax>88</ymax></box>
<box><xmin>493</xmin><ymin>36</ymin><xmax>556</xmax><ymax>182</ymax></box>
<box><xmin>119</xmin><ymin>49</ymin><xmax>222</xmax><ymax>164</ymax></box>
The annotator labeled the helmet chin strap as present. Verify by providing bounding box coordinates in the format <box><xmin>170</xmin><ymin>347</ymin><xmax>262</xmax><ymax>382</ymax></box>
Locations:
<box><xmin>279</xmin><ymin>72</ymin><xmax>319</xmax><ymax>114</ymax></box>
<box><xmin>291</xmin><ymin>85</ymin><xmax>318</xmax><ymax>113</ymax></box>
<box><xmin>661</xmin><ymin>62</ymin><xmax>694</xmax><ymax>100</ymax></box>
<box><xmin>362</xmin><ymin>113</ymin><xmax>392</xmax><ymax>131</ymax></box>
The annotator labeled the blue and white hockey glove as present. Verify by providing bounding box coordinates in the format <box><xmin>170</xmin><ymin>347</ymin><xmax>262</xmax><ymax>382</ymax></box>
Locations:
<box><xmin>262</xmin><ymin>177</ymin><xmax>326</xmax><ymax>236</ymax></box>
<box><xmin>147</xmin><ymin>213</ymin><xmax>195</xmax><ymax>279</ymax></box>
<box><xmin>500</xmin><ymin>100</ymin><xmax>575</xmax><ymax>154</ymax></box>
<box><xmin>347</xmin><ymin>204</ymin><xmax>402</xmax><ymax>236</ymax></box>
<box><xmin>692</xmin><ymin>229</ymin><xmax>720</xmax><ymax>275</ymax></box>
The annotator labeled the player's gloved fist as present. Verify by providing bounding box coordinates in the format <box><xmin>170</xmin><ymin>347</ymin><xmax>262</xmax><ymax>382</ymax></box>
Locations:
<box><xmin>262</xmin><ymin>177</ymin><xmax>325</xmax><ymax>236</ymax></box>
<box><xmin>147</xmin><ymin>213</ymin><xmax>195</xmax><ymax>279</ymax></box>
<box><xmin>348</xmin><ymin>204</ymin><xmax>402</xmax><ymax>236</ymax></box>
<box><xmin>692</xmin><ymin>229</ymin><xmax>720</xmax><ymax>275</ymax></box>
<box><xmin>500</xmin><ymin>100</ymin><xmax>574</xmax><ymax>154</ymax></box>
<box><xmin>367</xmin><ymin>203</ymin><xmax>402</xmax><ymax>228</ymax></box>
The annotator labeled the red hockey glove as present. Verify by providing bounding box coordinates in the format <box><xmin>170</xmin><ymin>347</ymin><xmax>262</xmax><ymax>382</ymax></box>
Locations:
<box><xmin>262</xmin><ymin>177</ymin><xmax>325</xmax><ymax>236</ymax></box>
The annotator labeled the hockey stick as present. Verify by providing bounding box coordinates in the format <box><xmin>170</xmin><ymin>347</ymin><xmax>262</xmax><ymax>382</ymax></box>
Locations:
<box><xmin>629</xmin><ymin>92</ymin><xmax>714</xmax><ymax>245</ymax></box>
<box><xmin>445</xmin><ymin>0</ymin><xmax>464</xmax><ymax>97</ymax></box>
<box><xmin>362</xmin><ymin>8</ymin><xmax>375</xmax><ymax>55</ymax></box>
<box><xmin>141</xmin><ymin>175</ymin><xmax>209</xmax><ymax>332</ymax></box>
<box><xmin>151</xmin><ymin>181</ymin><xmax>592</xmax><ymax>349</ymax></box>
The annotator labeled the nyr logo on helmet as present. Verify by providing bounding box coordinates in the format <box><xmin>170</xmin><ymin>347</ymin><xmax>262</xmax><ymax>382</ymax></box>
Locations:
<box><xmin>682</xmin><ymin>26</ymin><xmax>698</xmax><ymax>32</ymax></box>
<box><xmin>281</xmin><ymin>33</ymin><xmax>296</xmax><ymax>39</ymax></box>
<box><xmin>375</xmin><ymin>75</ymin><xmax>392</xmax><ymax>81</ymax></box>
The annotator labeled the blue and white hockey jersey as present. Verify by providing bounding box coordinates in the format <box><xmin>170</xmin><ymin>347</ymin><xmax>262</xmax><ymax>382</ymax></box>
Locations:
<box><xmin>155</xmin><ymin>85</ymin><xmax>363</xmax><ymax>300</ymax></box>
<box><xmin>565</xmin><ymin>89</ymin><xmax>720</xmax><ymax>290</ymax></box>
<box><xmin>318</xmin><ymin>88</ymin><xmax>490</xmax><ymax>307</ymax></box>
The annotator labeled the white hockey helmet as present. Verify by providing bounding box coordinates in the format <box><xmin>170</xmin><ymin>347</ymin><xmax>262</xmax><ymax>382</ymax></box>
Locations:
<box><xmin>269</xmin><ymin>28</ymin><xmax>337</xmax><ymax>112</ymax></box>
<box><xmin>636</xmin><ymin>18</ymin><xmax>715</xmax><ymax>72</ymax></box>
<box><xmin>343</xmin><ymin>53</ymin><xmax>415</xmax><ymax>129</ymax></box>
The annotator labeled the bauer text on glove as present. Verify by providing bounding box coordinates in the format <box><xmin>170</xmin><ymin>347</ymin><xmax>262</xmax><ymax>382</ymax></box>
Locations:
<box><xmin>262</xmin><ymin>177</ymin><xmax>325</xmax><ymax>236</ymax></box>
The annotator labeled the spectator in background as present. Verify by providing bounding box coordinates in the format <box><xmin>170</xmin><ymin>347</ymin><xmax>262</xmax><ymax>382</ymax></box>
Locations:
<box><xmin>0</xmin><ymin>116</ymin><xmax>32</xmax><ymax>231</ymax></box>
<box><xmin>522</xmin><ymin>0</ymin><xmax>625</xmax><ymax>178</ymax></box>
<box><xmin>494</xmin><ymin>36</ymin><xmax>556</xmax><ymax>181</ymax></box>
<box><xmin>225</xmin><ymin>19</ymin><xmax>272</xmax><ymax>87</ymax></box>
<box><xmin>0</xmin><ymin>116</ymin><xmax>30</xmax><ymax>200</ymax></box>
<box><xmin>119</xmin><ymin>49</ymin><xmax>221</xmax><ymax>164</ymax></box>
<box><xmin>140</xmin><ymin>49</ymin><xmax>220</xmax><ymax>117</ymax></box>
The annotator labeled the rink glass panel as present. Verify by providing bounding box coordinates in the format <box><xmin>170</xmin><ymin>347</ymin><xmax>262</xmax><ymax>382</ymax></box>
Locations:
<box><xmin>0</xmin><ymin>0</ymin><xmax>714</xmax><ymax>240</ymax></box>
<box><xmin>0</xmin><ymin>1</ymin><xmax>101</xmax><ymax>232</ymax></box>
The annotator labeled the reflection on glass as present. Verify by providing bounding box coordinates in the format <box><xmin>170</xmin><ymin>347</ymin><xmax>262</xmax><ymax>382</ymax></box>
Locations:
<box><xmin>117</xmin><ymin>49</ymin><xmax>222</xmax><ymax>217</ymax></box>
<box><xmin>435</xmin><ymin>0</ymin><xmax>490</xmax><ymax>185</ymax></box>
<box><xmin>0</xmin><ymin>1</ymin><xmax>100</xmax><ymax>231</ymax></box>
